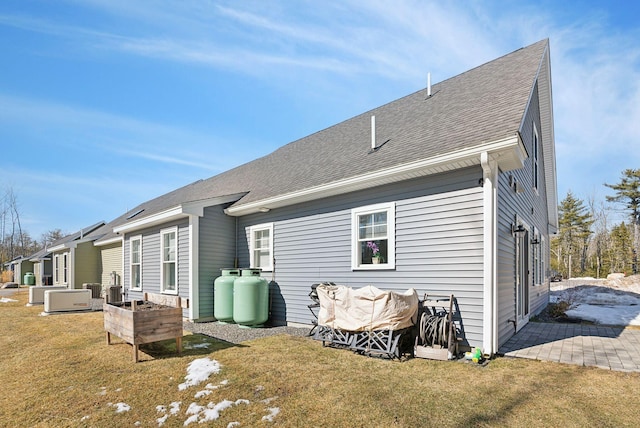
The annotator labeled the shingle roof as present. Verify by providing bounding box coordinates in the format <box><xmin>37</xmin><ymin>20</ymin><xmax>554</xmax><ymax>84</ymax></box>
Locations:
<box><xmin>96</xmin><ymin>39</ymin><xmax>553</xmax><ymax>241</ymax></box>
<box><xmin>48</xmin><ymin>221</ymin><xmax>106</xmax><ymax>249</ymax></box>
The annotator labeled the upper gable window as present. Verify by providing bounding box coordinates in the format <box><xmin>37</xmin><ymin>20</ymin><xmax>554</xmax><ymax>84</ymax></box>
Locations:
<box><xmin>160</xmin><ymin>227</ymin><xmax>178</xmax><ymax>294</ymax></box>
<box><xmin>351</xmin><ymin>202</ymin><xmax>395</xmax><ymax>270</ymax></box>
<box><xmin>533</xmin><ymin>122</ymin><xmax>539</xmax><ymax>191</ymax></box>
<box><xmin>249</xmin><ymin>223</ymin><xmax>273</xmax><ymax>271</ymax></box>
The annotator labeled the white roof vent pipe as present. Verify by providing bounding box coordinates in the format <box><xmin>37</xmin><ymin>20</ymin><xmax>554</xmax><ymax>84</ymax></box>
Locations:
<box><xmin>427</xmin><ymin>72</ymin><xmax>432</xmax><ymax>97</ymax></box>
<box><xmin>371</xmin><ymin>115</ymin><xmax>376</xmax><ymax>150</ymax></box>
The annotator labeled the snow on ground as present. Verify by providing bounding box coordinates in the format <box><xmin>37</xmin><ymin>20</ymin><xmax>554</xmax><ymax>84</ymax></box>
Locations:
<box><xmin>154</xmin><ymin>357</ymin><xmax>280</xmax><ymax>426</ymax></box>
<box><xmin>178</xmin><ymin>357</ymin><xmax>222</xmax><ymax>390</ymax></box>
<box><xmin>550</xmin><ymin>275</ymin><xmax>640</xmax><ymax>326</ymax></box>
<box><xmin>0</xmin><ymin>297</ymin><xmax>17</xmax><ymax>303</ymax></box>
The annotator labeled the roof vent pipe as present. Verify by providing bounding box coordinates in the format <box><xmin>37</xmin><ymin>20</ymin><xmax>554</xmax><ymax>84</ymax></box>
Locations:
<box><xmin>427</xmin><ymin>72</ymin><xmax>432</xmax><ymax>97</ymax></box>
<box><xmin>371</xmin><ymin>115</ymin><xmax>376</xmax><ymax>150</ymax></box>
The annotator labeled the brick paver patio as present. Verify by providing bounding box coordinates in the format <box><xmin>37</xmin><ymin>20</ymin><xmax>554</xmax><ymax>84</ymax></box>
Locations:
<box><xmin>499</xmin><ymin>322</ymin><xmax>640</xmax><ymax>372</ymax></box>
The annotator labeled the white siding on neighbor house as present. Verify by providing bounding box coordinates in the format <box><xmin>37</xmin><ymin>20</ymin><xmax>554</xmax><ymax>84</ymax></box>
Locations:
<box><xmin>100</xmin><ymin>242</ymin><xmax>122</xmax><ymax>286</ymax></box>
<box><xmin>198</xmin><ymin>205</ymin><xmax>236</xmax><ymax>321</ymax></box>
<box><xmin>497</xmin><ymin>82</ymin><xmax>551</xmax><ymax>347</ymax></box>
<box><xmin>123</xmin><ymin>218</ymin><xmax>190</xmax><ymax>317</ymax></box>
<box><xmin>238</xmin><ymin>167</ymin><xmax>487</xmax><ymax>348</ymax></box>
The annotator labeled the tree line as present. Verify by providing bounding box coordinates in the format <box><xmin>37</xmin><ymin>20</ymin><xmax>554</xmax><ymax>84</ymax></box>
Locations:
<box><xmin>551</xmin><ymin>168</ymin><xmax>640</xmax><ymax>279</ymax></box>
<box><xmin>1</xmin><ymin>185</ymin><xmax>64</xmax><ymax>270</ymax></box>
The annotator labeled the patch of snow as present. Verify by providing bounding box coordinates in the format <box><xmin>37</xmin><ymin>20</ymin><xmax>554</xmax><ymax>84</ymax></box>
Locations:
<box><xmin>178</xmin><ymin>358</ymin><xmax>222</xmax><ymax>391</ymax></box>
<box><xmin>80</xmin><ymin>415</ymin><xmax>90</xmax><ymax>421</ymax></box>
<box><xmin>112</xmin><ymin>402</ymin><xmax>131</xmax><ymax>413</ymax></box>
<box><xmin>157</xmin><ymin>402</ymin><xmax>181</xmax><ymax>426</ymax></box>
<box><xmin>550</xmin><ymin>276</ymin><xmax>640</xmax><ymax>326</ymax></box>
<box><xmin>184</xmin><ymin>400</ymin><xmax>235</xmax><ymax>425</ymax></box>
<box><xmin>0</xmin><ymin>297</ymin><xmax>17</xmax><ymax>303</ymax></box>
<box><xmin>261</xmin><ymin>396</ymin><xmax>278</xmax><ymax>404</ymax></box>
<box><xmin>262</xmin><ymin>407</ymin><xmax>280</xmax><ymax>422</ymax></box>
<box><xmin>227</xmin><ymin>422</ymin><xmax>241</xmax><ymax>428</ymax></box>
<box><xmin>565</xmin><ymin>304</ymin><xmax>640</xmax><ymax>326</ymax></box>
<box><xmin>169</xmin><ymin>402</ymin><xmax>181</xmax><ymax>415</ymax></box>
<box><xmin>157</xmin><ymin>414</ymin><xmax>169</xmax><ymax>426</ymax></box>
<box><xmin>194</xmin><ymin>389</ymin><xmax>212</xmax><ymax>399</ymax></box>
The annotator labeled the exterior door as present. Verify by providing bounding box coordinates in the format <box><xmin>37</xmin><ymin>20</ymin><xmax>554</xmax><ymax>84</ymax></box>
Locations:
<box><xmin>516</xmin><ymin>229</ymin><xmax>530</xmax><ymax>330</ymax></box>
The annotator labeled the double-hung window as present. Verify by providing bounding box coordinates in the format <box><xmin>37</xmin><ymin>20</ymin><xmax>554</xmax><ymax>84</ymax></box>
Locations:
<box><xmin>249</xmin><ymin>223</ymin><xmax>273</xmax><ymax>271</ymax></box>
<box><xmin>161</xmin><ymin>228</ymin><xmax>177</xmax><ymax>294</ymax></box>
<box><xmin>62</xmin><ymin>253</ymin><xmax>68</xmax><ymax>284</ymax></box>
<box><xmin>130</xmin><ymin>236</ymin><xmax>142</xmax><ymax>290</ymax></box>
<box><xmin>352</xmin><ymin>202</ymin><xmax>395</xmax><ymax>269</ymax></box>
<box><xmin>54</xmin><ymin>254</ymin><xmax>59</xmax><ymax>284</ymax></box>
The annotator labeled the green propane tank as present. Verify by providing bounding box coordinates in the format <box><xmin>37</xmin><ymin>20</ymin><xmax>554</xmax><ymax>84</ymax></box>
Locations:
<box><xmin>214</xmin><ymin>269</ymin><xmax>240</xmax><ymax>323</ymax></box>
<box><xmin>24</xmin><ymin>272</ymin><xmax>36</xmax><ymax>286</ymax></box>
<box><xmin>233</xmin><ymin>268</ymin><xmax>269</xmax><ymax>327</ymax></box>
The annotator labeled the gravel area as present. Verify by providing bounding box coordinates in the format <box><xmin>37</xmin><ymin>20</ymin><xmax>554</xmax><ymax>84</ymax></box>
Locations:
<box><xmin>183</xmin><ymin>320</ymin><xmax>312</xmax><ymax>344</ymax></box>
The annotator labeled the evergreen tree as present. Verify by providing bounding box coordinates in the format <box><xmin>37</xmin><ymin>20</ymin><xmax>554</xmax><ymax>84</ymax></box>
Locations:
<box><xmin>609</xmin><ymin>222</ymin><xmax>633</xmax><ymax>273</ymax></box>
<box><xmin>557</xmin><ymin>191</ymin><xmax>593</xmax><ymax>278</ymax></box>
<box><xmin>605</xmin><ymin>168</ymin><xmax>640</xmax><ymax>274</ymax></box>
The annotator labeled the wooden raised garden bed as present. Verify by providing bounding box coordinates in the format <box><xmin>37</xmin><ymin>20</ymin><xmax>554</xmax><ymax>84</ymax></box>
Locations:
<box><xmin>103</xmin><ymin>292</ymin><xmax>188</xmax><ymax>362</ymax></box>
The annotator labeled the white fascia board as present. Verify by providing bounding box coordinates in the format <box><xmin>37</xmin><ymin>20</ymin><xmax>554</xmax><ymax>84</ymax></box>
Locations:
<box><xmin>93</xmin><ymin>236</ymin><xmax>123</xmax><ymax>247</ymax></box>
<box><xmin>226</xmin><ymin>136</ymin><xmax>524</xmax><ymax>216</ymax></box>
<box><xmin>47</xmin><ymin>244</ymin><xmax>67</xmax><ymax>253</ymax></box>
<box><xmin>114</xmin><ymin>205</ymin><xmax>186</xmax><ymax>234</ymax></box>
<box><xmin>114</xmin><ymin>193</ymin><xmax>246</xmax><ymax>234</ymax></box>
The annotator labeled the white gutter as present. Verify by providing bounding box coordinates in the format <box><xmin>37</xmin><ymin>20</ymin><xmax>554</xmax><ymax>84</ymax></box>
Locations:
<box><xmin>114</xmin><ymin>193</ymin><xmax>245</xmax><ymax>235</ymax></box>
<box><xmin>226</xmin><ymin>136</ymin><xmax>526</xmax><ymax>216</ymax></box>
<box><xmin>93</xmin><ymin>236</ymin><xmax>124</xmax><ymax>247</ymax></box>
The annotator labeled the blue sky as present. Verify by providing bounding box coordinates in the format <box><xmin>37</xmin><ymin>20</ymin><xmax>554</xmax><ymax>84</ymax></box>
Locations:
<box><xmin>1</xmin><ymin>0</ymin><xmax>639</xmax><ymax>239</ymax></box>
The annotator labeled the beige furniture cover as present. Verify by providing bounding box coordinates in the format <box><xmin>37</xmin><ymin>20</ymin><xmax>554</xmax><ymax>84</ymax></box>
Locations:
<box><xmin>316</xmin><ymin>283</ymin><xmax>418</xmax><ymax>331</ymax></box>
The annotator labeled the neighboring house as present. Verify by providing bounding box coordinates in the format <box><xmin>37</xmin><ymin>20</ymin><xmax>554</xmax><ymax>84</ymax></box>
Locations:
<box><xmin>4</xmin><ymin>255</ymin><xmax>33</xmax><ymax>285</ymax></box>
<box><xmin>29</xmin><ymin>248</ymin><xmax>53</xmax><ymax>286</ymax></box>
<box><xmin>48</xmin><ymin>222</ymin><xmax>106</xmax><ymax>289</ymax></box>
<box><xmin>103</xmin><ymin>39</ymin><xmax>556</xmax><ymax>355</ymax></box>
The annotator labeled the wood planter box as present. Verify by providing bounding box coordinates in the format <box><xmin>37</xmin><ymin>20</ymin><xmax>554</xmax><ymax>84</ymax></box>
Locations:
<box><xmin>104</xmin><ymin>293</ymin><xmax>188</xmax><ymax>362</ymax></box>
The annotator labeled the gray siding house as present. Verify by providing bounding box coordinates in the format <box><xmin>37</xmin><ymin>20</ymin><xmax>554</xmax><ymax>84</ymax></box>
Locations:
<box><xmin>99</xmin><ymin>39</ymin><xmax>556</xmax><ymax>355</ymax></box>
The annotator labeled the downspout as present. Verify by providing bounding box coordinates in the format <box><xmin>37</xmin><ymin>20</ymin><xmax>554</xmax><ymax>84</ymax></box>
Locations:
<box><xmin>481</xmin><ymin>152</ymin><xmax>499</xmax><ymax>356</ymax></box>
<box><xmin>189</xmin><ymin>215</ymin><xmax>200</xmax><ymax>321</ymax></box>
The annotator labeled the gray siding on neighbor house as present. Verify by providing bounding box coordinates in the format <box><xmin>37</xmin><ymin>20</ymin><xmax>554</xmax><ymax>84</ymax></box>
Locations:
<box><xmin>123</xmin><ymin>219</ymin><xmax>190</xmax><ymax>316</ymax></box>
<box><xmin>237</xmin><ymin>167</ymin><xmax>487</xmax><ymax>347</ymax></box>
<box><xmin>198</xmin><ymin>205</ymin><xmax>236</xmax><ymax>320</ymax></box>
<box><xmin>497</xmin><ymin>81</ymin><xmax>551</xmax><ymax>347</ymax></box>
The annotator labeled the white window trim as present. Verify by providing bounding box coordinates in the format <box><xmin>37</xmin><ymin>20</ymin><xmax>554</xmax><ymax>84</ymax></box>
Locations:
<box><xmin>160</xmin><ymin>227</ymin><xmax>178</xmax><ymax>295</ymax></box>
<box><xmin>351</xmin><ymin>202</ymin><xmax>396</xmax><ymax>270</ymax></box>
<box><xmin>62</xmin><ymin>253</ymin><xmax>68</xmax><ymax>285</ymax></box>
<box><xmin>533</xmin><ymin>228</ymin><xmax>541</xmax><ymax>286</ymax></box>
<box><xmin>129</xmin><ymin>235</ymin><xmax>142</xmax><ymax>291</ymax></box>
<box><xmin>54</xmin><ymin>254</ymin><xmax>59</xmax><ymax>284</ymax></box>
<box><xmin>249</xmin><ymin>223</ymin><xmax>274</xmax><ymax>272</ymax></box>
